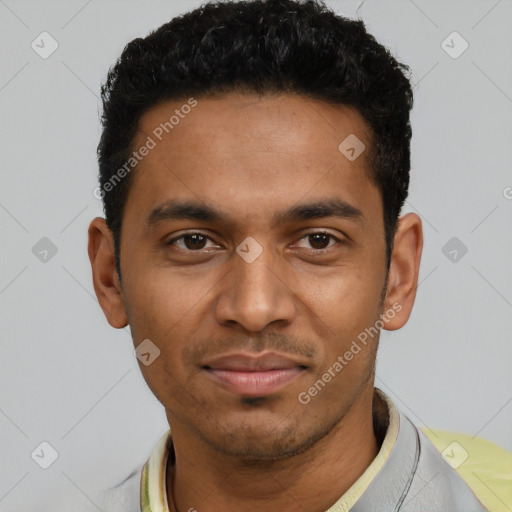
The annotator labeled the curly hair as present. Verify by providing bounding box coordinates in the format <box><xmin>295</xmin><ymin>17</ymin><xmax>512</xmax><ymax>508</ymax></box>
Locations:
<box><xmin>97</xmin><ymin>0</ymin><xmax>413</xmax><ymax>278</ymax></box>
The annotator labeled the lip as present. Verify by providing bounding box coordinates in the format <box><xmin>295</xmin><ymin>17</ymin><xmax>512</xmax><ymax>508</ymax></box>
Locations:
<box><xmin>202</xmin><ymin>352</ymin><xmax>307</xmax><ymax>397</ymax></box>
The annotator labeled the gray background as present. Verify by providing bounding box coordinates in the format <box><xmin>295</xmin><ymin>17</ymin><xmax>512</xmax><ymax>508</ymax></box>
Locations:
<box><xmin>1</xmin><ymin>0</ymin><xmax>511</xmax><ymax>510</ymax></box>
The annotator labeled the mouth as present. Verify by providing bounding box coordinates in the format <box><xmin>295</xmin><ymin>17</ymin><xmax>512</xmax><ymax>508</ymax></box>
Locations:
<box><xmin>202</xmin><ymin>352</ymin><xmax>308</xmax><ymax>397</ymax></box>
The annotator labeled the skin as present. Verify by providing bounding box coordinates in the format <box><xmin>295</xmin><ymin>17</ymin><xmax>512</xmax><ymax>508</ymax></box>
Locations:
<box><xmin>88</xmin><ymin>93</ymin><xmax>423</xmax><ymax>512</ymax></box>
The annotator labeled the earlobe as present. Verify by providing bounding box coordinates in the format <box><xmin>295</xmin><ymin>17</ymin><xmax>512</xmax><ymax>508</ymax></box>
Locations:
<box><xmin>88</xmin><ymin>217</ymin><xmax>128</xmax><ymax>328</ymax></box>
<box><xmin>382</xmin><ymin>213</ymin><xmax>423</xmax><ymax>331</ymax></box>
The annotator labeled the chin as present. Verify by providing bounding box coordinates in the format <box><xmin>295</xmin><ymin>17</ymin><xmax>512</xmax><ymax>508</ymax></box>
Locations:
<box><xmin>195</xmin><ymin>413</ymin><xmax>336</xmax><ymax>463</ymax></box>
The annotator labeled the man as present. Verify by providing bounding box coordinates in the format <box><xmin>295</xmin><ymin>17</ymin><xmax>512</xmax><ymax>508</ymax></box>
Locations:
<box><xmin>87</xmin><ymin>0</ymin><xmax>511</xmax><ymax>511</ymax></box>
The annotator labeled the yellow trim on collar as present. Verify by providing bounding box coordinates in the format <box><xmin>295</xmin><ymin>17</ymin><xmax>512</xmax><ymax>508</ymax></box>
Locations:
<box><xmin>141</xmin><ymin>430</ymin><xmax>172</xmax><ymax>512</ymax></box>
<box><xmin>140</xmin><ymin>389</ymin><xmax>399</xmax><ymax>512</ymax></box>
<box><xmin>325</xmin><ymin>389</ymin><xmax>399</xmax><ymax>511</ymax></box>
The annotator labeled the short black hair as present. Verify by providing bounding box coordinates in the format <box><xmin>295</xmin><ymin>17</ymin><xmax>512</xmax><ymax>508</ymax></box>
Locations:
<box><xmin>97</xmin><ymin>0</ymin><xmax>413</xmax><ymax>278</ymax></box>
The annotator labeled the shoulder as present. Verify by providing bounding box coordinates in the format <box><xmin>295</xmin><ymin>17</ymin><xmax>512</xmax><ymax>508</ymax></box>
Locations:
<box><xmin>421</xmin><ymin>427</ymin><xmax>512</xmax><ymax>512</ymax></box>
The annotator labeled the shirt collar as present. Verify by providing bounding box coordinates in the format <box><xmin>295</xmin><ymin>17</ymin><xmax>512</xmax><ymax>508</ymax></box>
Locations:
<box><xmin>140</xmin><ymin>387</ymin><xmax>399</xmax><ymax>512</ymax></box>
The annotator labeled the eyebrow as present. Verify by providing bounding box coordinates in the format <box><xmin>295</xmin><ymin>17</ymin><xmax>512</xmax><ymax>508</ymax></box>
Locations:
<box><xmin>146</xmin><ymin>197</ymin><xmax>363</xmax><ymax>228</ymax></box>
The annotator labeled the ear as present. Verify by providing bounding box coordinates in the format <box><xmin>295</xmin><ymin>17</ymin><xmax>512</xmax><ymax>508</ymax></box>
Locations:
<box><xmin>382</xmin><ymin>213</ymin><xmax>423</xmax><ymax>331</ymax></box>
<box><xmin>88</xmin><ymin>217</ymin><xmax>128</xmax><ymax>328</ymax></box>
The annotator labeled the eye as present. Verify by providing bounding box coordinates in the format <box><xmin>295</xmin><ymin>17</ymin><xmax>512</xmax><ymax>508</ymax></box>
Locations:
<box><xmin>167</xmin><ymin>232</ymin><xmax>220</xmax><ymax>251</ymax></box>
<box><xmin>166</xmin><ymin>231</ymin><xmax>342</xmax><ymax>253</ymax></box>
<box><xmin>295</xmin><ymin>232</ymin><xmax>340</xmax><ymax>251</ymax></box>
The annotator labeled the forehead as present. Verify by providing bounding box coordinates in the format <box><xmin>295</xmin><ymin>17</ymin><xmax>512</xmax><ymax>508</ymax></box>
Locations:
<box><xmin>136</xmin><ymin>92</ymin><xmax>371</xmax><ymax>160</ymax></box>
<box><xmin>125</xmin><ymin>93</ymin><xmax>380</xmax><ymax>229</ymax></box>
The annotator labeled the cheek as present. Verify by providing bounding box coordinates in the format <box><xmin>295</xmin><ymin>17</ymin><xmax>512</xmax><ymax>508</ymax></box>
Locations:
<box><xmin>298</xmin><ymin>273</ymin><xmax>382</xmax><ymax>398</ymax></box>
<box><xmin>123</xmin><ymin>276</ymin><xmax>200</xmax><ymax>406</ymax></box>
<box><xmin>122</xmin><ymin>267</ymin><xmax>214</xmax><ymax>381</ymax></box>
<box><xmin>302</xmin><ymin>265</ymin><xmax>384</xmax><ymax>333</ymax></box>
<box><xmin>123</xmin><ymin>263</ymin><xmax>211</xmax><ymax>338</ymax></box>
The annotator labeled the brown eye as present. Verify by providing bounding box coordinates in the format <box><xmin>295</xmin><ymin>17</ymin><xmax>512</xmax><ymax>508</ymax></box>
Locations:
<box><xmin>295</xmin><ymin>232</ymin><xmax>339</xmax><ymax>251</ymax></box>
<box><xmin>168</xmin><ymin>232</ymin><xmax>219</xmax><ymax>251</ymax></box>
<box><xmin>308</xmin><ymin>233</ymin><xmax>331</xmax><ymax>249</ymax></box>
<box><xmin>183</xmin><ymin>234</ymin><xmax>207</xmax><ymax>250</ymax></box>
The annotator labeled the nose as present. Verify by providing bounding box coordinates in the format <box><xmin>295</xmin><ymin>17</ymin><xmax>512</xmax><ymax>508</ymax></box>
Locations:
<box><xmin>213</xmin><ymin>242</ymin><xmax>297</xmax><ymax>332</ymax></box>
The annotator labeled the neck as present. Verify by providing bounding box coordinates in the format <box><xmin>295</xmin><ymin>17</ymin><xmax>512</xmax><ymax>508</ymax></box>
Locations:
<box><xmin>166</xmin><ymin>387</ymin><xmax>382</xmax><ymax>512</ymax></box>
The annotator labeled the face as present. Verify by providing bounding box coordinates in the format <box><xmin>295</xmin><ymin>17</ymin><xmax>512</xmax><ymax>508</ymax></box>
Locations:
<box><xmin>92</xmin><ymin>93</ymin><xmax>413</xmax><ymax>461</ymax></box>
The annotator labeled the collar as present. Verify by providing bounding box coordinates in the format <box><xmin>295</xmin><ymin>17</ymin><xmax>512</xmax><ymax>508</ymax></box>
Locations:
<box><xmin>140</xmin><ymin>387</ymin><xmax>399</xmax><ymax>512</ymax></box>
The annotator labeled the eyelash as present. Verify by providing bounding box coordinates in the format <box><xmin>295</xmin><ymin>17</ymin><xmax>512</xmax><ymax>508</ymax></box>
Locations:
<box><xmin>166</xmin><ymin>231</ymin><xmax>343</xmax><ymax>253</ymax></box>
